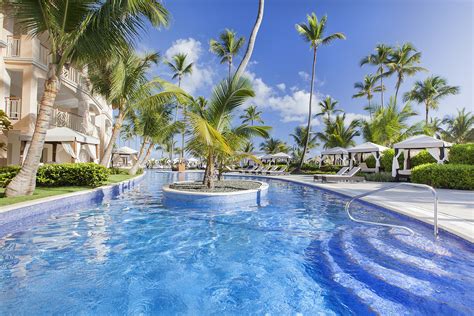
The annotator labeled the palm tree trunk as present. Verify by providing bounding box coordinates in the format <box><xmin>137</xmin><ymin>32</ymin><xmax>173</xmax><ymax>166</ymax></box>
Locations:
<box><xmin>298</xmin><ymin>47</ymin><xmax>317</xmax><ymax>170</ymax></box>
<box><xmin>140</xmin><ymin>143</ymin><xmax>154</xmax><ymax>169</ymax></box>
<box><xmin>204</xmin><ymin>150</ymin><xmax>215</xmax><ymax>189</ymax></box>
<box><xmin>181</xmin><ymin>103</ymin><xmax>186</xmax><ymax>161</ymax></box>
<box><xmin>129</xmin><ymin>137</ymin><xmax>148</xmax><ymax>175</ymax></box>
<box><xmin>234</xmin><ymin>0</ymin><xmax>264</xmax><ymax>79</ymax></box>
<box><xmin>100</xmin><ymin>109</ymin><xmax>125</xmax><ymax>167</ymax></box>
<box><xmin>228</xmin><ymin>60</ymin><xmax>232</xmax><ymax>79</ymax></box>
<box><xmin>425</xmin><ymin>102</ymin><xmax>429</xmax><ymax>125</ymax></box>
<box><xmin>368</xmin><ymin>97</ymin><xmax>372</xmax><ymax>118</ymax></box>
<box><xmin>5</xmin><ymin>68</ymin><xmax>60</xmax><ymax>197</ymax></box>
<box><xmin>394</xmin><ymin>74</ymin><xmax>402</xmax><ymax>105</ymax></box>
<box><xmin>380</xmin><ymin>67</ymin><xmax>384</xmax><ymax>108</ymax></box>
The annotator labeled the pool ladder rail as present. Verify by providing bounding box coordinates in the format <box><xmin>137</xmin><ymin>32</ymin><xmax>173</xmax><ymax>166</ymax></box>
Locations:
<box><xmin>345</xmin><ymin>183</ymin><xmax>439</xmax><ymax>237</ymax></box>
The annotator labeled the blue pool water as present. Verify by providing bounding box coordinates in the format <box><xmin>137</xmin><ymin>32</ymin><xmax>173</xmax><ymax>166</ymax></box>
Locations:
<box><xmin>0</xmin><ymin>172</ymin><xmax>473</xmax><ymax>315</ymax></box>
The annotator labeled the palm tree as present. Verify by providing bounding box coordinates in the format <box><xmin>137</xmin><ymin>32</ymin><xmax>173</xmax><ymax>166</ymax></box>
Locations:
<box><xmin>360</xmin><ymin>44</ymin><xmax>393</xmax><ymax>108</ymax></box>
<box><xmin>295</xmin><ymin>13</ymin><xmax>346</xmax><ymax>169</ymax></box>
<box><xmin>317</xmin><ymin>114</ymin><xmax>360</xmax><ymax>148</ymax></box>
<box><xmin>187</xmin><ymin>78</ymin><xmax>270</xmax><ymax>188</ymax></box>
<box><xmin>210</xmin><ymin>29</ymin><xmax>245</xmax><ymax>78</ymax></box>
<box><xmin>317</xmin><ymin>96</ymin><xmax>342</xmax><ymax>121</ymax></box>
<box><xmin>352</xmin><ymin>74</ymin><xmax>383</xmax><ymax>116</ymax></box>
<box><xmin>403</xmin><ymin>75</ymin><xmax>460</xmax><ymax>124</ymax></box>
<box><xmin>4</xmin><ymin>0</ymin><xmax>169</xmax><ymax>197</ymax></box>
<box><xmin>442</xmin><ymin>108</ymin><xmax>474</xmax><ymax>143</ymax></box>
<box><xmin>240</xmin><ymin>105</ymin><xmax>264</xmax><ymax>125</ymax></box>
<box><xmin>259</xmin><ymin>137</ymin><xmax>289</xmax><ymax>154</ymax></box>
<box><xmin>361</xmin><ymin>98</ymin><xmax>422</xmax><ymax>146</ymax></box>
<box><xmin>424</xmin><ymin>117</ymin><xmax>445</xmax><ymax>137</ymax></box>
<box><xmin>386</xmin><ymin>43</ymin><xmax>426</xmax><ymax>104</ymax></box>
<box><xmin>0</xmin><ymin>109</ymin><xmax>12</xmax><ymax>152</ymax></box>
<box><xmin>290</xmin><ymin>126</ymin><xmax>319</xmax><ymax>152</ymax></box>
<box><xmin>166</xmin><ymin>53</ymin><xmax>194</xmax><ymax>161</ymax></box>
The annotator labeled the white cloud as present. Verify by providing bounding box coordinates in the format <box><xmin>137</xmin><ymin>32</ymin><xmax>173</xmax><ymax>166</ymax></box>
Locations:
<box><xmin>164</xmin><ymin>38</ymin><xmax>214</xmax><ymax>95</ymax></box>
<box><xmin>298</xmin><ymin>71</ymin><xmax>310</xmax><ymax>81</ymax></box>
<box><xmin>276</xmin><ymin>83</ymin><xmax>286</xmax><ymax>91</ymax></box>
<box><xmin>343</xmin><ymin>112</ymin><xmax>370</xmax><ymax>124</ymax></box>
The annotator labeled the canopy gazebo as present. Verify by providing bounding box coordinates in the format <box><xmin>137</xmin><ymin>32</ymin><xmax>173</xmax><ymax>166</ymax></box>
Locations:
<box><xmin>392</xmin><ymin>135</ymin><xmax>452</xmax><ymax>179</ymax></box>
<box><xmin>347</xmin><ymin>142</ymin><xmax>389</xmax><ymax>173</ymax></box>
<box><xmin>260</xmin><ymin>152</ymin><xmax>292</xmax><ymax>165</ymax></box>
<box><xmin>112</xmin><ymin>146</ymin><xmax>138</xmax><ymax>167</ymax></box>
<box><xmin>319</xmin><ymin>147</ymin><xmax>349</xmax><ymax>167</ymax></box>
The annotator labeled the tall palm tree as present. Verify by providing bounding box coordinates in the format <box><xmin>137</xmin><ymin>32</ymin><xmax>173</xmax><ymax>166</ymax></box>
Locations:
<box><xmin>317</xmin><ymin>114</ymin><xmax>360</xmax><ymax>148</ymax></box>
<box><xmin>352</xmin><ymin>74</ymin><xmax>383</xmax><ymax>116</ymax></box>
<box><xmin>403</xmin><ymin>75</ymin><xmax>460</xmax><ymax>124</ymax></box>
<box><xmin>187</xmin><ymin>78</ymin><xmax>270</xmax><ymax>188</ymax></box>
<box><xmin>386</xmin><ymin>43</ymin><xmax>426</xmax><ymax>104</ymax></box>
<box><xmin>259</xmin><ymin>137</ymin><xmax>289</xmax><ymax>154</ymax></box>
<box><xmin>290</xmin><ymin>126</ymin><xmax>319</xmax><ymax>152</ymax></box>
<box><xmin>361</xmin><ymin>98</ymin><xmax>422</xmax><ymax>146</ymax></box>
<box><xmin>317</xmin><ymin>96</ymin><xmax>342</xmax><ymax>121</ymax></box>
<box><xmin>295</xmin><ymin>13</ymin><xmax>345</xmax><ymax>169</ymax></box>
<box><xmin>424</xmin><ymin>117</ymin><xmax>445</xmax><ymax>137</ymax></box>
<box><xmin>360</xmin><ymin>44</ymin><xmax>393</xmax><ymax>108</ymax></box>
<box><xmin>4</xmin><ymin>0</ymin><xmax>169</xmax><ymax>197</ymax></box>
<box><xmin>240</xmin><ymin>105</ymin><xmax>264</xmax><ymax>125</ymax></box>
<box><xmin>166</xmin><ymin>53</ymin><xmax>194</xmax><ymax>161</ymax></box>
<box><xmin>442</xmin><ymin>108</ymin><xmax>474</xmax><ymax>143</ymax></box>
<box><xmin>210</xmin><ymin>29</ymin><xmax>245</xmax><ymax>78</ymax></box>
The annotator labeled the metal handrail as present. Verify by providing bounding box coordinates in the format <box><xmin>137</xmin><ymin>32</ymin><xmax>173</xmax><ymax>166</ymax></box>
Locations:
<box><xmin>345</xmin><ymin>183</ymin><xmax>439</xmax><ymax>237</ymax></box>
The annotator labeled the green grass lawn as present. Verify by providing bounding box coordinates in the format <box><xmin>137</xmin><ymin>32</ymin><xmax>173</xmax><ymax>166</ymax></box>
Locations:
<box><xmin>0</xmin><ymin>173</ymin><xmax>140</xmax><ymax>207</ymax></box>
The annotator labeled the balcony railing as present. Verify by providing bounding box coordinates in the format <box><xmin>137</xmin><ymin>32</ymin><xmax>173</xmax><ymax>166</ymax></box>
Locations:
<box><xmin>50</xmin><ymin>109</ymin><xmax>85</xmax><ymax>133</ymax></box>
<box><xmin>62</xmin><ymin>66</ymin><xmax>85</xmax><ymax>86</ymax></box>
<box><xmin>6</xmin><ymin>36</ymin><xmax>20</xmax><ymax>57</ymax></box>
<box><xmin>5</xmin><ymin>97</ymin><xmax>21</xmax><ymax>119</ymax></box>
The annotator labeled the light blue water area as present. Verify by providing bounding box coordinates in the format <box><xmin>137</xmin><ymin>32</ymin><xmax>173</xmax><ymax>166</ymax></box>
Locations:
<box><xmin>0</xmin><ymin>171</ymin><xmax>473</xmax><ymax>315</ymax></box>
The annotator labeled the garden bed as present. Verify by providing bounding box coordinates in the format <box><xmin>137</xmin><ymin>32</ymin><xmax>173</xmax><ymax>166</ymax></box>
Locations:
<box><xmin>169</xmin><ymin>180</ymin><xmax>262</xmax><ymax>193</ymax></box>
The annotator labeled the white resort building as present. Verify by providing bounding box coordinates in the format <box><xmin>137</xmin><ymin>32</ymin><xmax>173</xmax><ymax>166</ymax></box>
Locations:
<box><xmin>0</xmin><ymin>13</ymin><xmax>113</xmax><ymax>166</ymax></box>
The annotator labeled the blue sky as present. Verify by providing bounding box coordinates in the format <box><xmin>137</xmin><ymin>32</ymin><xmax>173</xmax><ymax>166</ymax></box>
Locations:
<box><xmin>120</xmin><ymin>0</ymin><xmax>473</xmax><ymax>155</ymax></box>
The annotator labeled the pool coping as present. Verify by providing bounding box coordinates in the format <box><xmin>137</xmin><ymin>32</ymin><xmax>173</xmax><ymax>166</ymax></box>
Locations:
<box><xmin>0</xmin><ymin>173</ymin><xmax>146</xmax><ymax>237</ymax></box>
<box><xmin>226</xmin><ymin>173</ymin><xmax>474</xmax><ymax>244</ymax></box>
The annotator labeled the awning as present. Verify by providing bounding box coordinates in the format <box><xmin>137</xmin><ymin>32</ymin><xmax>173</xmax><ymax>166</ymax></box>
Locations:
<box><xmin>321</xmin><ymin>147</ymin><xmax>348</xmax><ymax>155</ymax></box>
<box><xmin>347</xmin><ymin>142</ymin><xmax>389</xmax><ymax>153</ymax></box>
<box><xmin>113</xmin><ymin>146</ymin><xmax>138</xmax><ymax>155</ymax></box>
<box><xmin>20</xmin><ymin>127</ymin><xmax>100</xmax><ymax>145</ymax></box>
<box><xmin>271</xmin><ymin>152</ymin><xmax>292</xmax><ymax>159</ymax></box>
<box><xmin>393</xmin><ymin>135</ymin><xmax>452</xmax><ymax>149</ymax></box>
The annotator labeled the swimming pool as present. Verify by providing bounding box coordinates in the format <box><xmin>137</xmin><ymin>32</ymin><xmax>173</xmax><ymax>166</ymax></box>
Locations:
<box><xmin>1</xmin><ymin>172</ymin><xmax>473</xmax><ymax>314</ymax></box>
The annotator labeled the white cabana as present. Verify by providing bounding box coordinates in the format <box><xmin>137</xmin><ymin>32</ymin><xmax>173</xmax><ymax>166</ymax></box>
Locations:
<box><xmin>392</xmin><ymin>135</ymin><xmax>452</xmax><ymax>178</ymax></box>
<box><xmin>260</xmin><ymin>152</ymin><xmax>292</xmax><ymax>165</ymax></box>
<box><xmin>347</xmin><ymin>142</ymin><xmax>389</xmax><ymax>172</ymax></box>
<box><xmin>319</xmin><ymin>147</ymin><xmax>349</xmax><ymax>167</ymax></box>
<box><xmin>112</xmin><ymin>146</ymin><xmax>138</xmax><ymax>167</ymax></box>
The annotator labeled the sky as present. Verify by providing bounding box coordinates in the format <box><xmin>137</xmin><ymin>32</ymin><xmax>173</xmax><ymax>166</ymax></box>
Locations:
<box><xmin>119</xmin><ymin>0</ymin><xmax>473</xmax><ymax>156</ymax></box>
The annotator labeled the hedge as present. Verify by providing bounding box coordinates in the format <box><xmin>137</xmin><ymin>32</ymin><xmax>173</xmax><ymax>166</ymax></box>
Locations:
<box><xmin>1</xmin><ymin>163</ymin><xmax>109</xmax><ymax>188</ymax></box>
<box><xmin>365</xmin><ymin>155</ymin><xmax>376</xmax><ymax>168</ymax></box>
<box><xmin>411</xmin><ymin>150</ymin><xmax>436</xmax><ymax>167</ymax></box>
<box><xmin>364</xmin><ymin>172</ymin><xmax>396</xmax><ymax>182</ymax></box>
<box><xmin>411</xmin><ymin>163</ymin><xmax>474</xmax><ymax>190</ymax></box>
<box><xmin>449</xmin><ymin>143</ymin><xmax>474</xmax><ymax>165</ymax></box>
<box><xmin>380</xmin><ymin>149</ymin><xmax>404</xmax><ymax>172</ymax></box>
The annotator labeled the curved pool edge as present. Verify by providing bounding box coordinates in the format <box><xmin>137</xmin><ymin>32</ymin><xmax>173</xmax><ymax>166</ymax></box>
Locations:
<box><xmin>162</xmin><ymin>180</ymin><xmax>269</xmax><ymax>207</ymax></box>
<box><xmin>0</xmin><ymin>173</ymin><xmax>146</xmax><ymax>238</ymax></box>
<box><xmin>226</xmin><ymin>173</ymin><xmax>474</xmax><ymax>245</ymax></box>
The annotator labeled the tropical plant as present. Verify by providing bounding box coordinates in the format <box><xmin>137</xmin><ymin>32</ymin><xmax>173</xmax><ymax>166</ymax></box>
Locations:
<box><xmin>360</xmin><ymin>44</ymin><xmax>393</xmax><ymax>108</ymax></box>
<box><xmin>4</xmin><ymin>0</ymin><xmax>170</xmax><ymax>197</ymax></box>
<box><xmin>295</xmin><ymin>13</ymin><xmax>345</xmax><ymax>169</ymax></box>
<box><xmin>423</xmin><ymin>117</ymin><xmax>445</xmax><ymax>137</ymax></box>
<box><xmin>361</xmin><ymin>98</ymin><xmax>422</xmax><ymax>146</ymax></box>
<box><xmin>403</xmin><ymin>75</ymin><xmax>460</xmax><ymax>124</ymax></box>
<box><xmin>187</xmin><ymin>78</ymin><xmax>270</xmax><ymax>188</ymax></box>
<box><xmin>317</xmin><ymin>114</ymin><xmax>360</xmax><ymax>148</ymax></box>
<box><xmin>290</xmin><ymin>126</ymin><xmax>319</xmax><ymax>152</ymax></box>
<box><xmin>0</xmin><ymin>109</ymin><xmax>12</xmax><ymax>151</ymax></box>
<box><xmin>317</xmin><ymin>96</ymin><xmax>342</xmax><ymax>121</ymax></box>
<box><xmin>260</xmin><ymin>137</ymin><xmax>289</xmax><ymax>154</ymax></box>
<box><xmin>240</xmin><ymin>105</ymin><xmax>264</xmax><ymax>125</ymax></box>
<box><xmin>241</xmin><ymin>141</ymin><xmax>255</xmax><ymax>153</ymax></box>
<box><xmin>210</xmin><ymin>29</ymin><xmax>245</xmax><ymax>78</ymax></box>
<box><xmin>385</xmin><ymin>43</ymin><xmax>426</xmax><ymax>104</ymax></box>
<box><xmin>442</xmin><ymin>108</ymin><xmax>474</xmax><ymax>143</ymax></box>
<box><xmin>352</xmin><ymin>74</ymin><xmax>383</xmax><ymax>116</ymax></box>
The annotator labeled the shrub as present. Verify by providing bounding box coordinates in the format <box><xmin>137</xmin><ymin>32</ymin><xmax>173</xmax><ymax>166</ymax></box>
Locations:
<box><xmin>412</xmin><ymin>163</ymin><xmax>474</xmax><ymax>190</ymax></box>
<box><xmin>109</xmin><ymin>167</ymin><xmax>129</xmax><ymax>175</ymax></box>
<box><xmin>411</xmin><ymin>150</ymin><xmax>436</xmax><ymax>167</ymax></box>
<box><xmin>380</xmin><ymin>149</ymin><xmax>404</xmax><ymax>172</ymax></box>
<box><xmin>449</xmin><ymin>143</ymin><xmax>474</xmax><ymax>165</ymax></box>
<box><xmin>0</xmin><ymin>166</ymin><xmax>21</xmax><ymax>188</ymax></box>
<box><xmin>37</xmin><ymin>163</ymin><xmax>109</xmax><ymax>187</ymax></box>
<box><xmin>364</xmin><ymin>172</ymin><xmax>396</xmax><ymax>182</ymax></box>
<box><xmin>364</xmin><ymin>155</ymin><xmax>376</xmax><ymax>168</ymax></box>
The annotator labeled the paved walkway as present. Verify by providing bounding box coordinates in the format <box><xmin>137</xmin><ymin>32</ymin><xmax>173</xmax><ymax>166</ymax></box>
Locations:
<box><xmin>231</xmin><ymin>173</ymin><xmax>474</xmax><ymax>243</ymax></box>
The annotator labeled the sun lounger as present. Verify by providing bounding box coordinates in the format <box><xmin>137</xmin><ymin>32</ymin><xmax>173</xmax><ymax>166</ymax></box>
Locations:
<box><xmin>319</xmin><ymin>167</ymin><xmax>363</xmax><ymax>182</ymax></box>
<box><xmin>241</xmin><ymin>166</ymin><xmax>258</xmax><ymax>174</ymax></box>
<box><xmin>256</xmin><ymin>166</ymin><xmax>273</xmax><ymax>174</ymax></box>
<box><xmin>262</xmin><ymin>166</ymin><xmax>279</xmax><ymax>174</ymax></box>
<box><xmin>314</xmin><ymin>166</ymin><xmax>349</xmax><ymax>181</ymax></box>
<box><xmin>268</xmin><ymin>166</ymin><xmax>289</xmax><ymax>175</ymax></box>
<box><xmin>359</xmin><ymin>163</ymin><xmax>376</xmax><ymax>173</ymax></box>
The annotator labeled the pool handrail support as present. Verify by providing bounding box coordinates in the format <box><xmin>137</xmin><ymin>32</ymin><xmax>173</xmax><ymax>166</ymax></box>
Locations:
<box><xmin>345</xmin><ymin>183</ymin><xmax>439</xmax><ymax>237</ymax></box>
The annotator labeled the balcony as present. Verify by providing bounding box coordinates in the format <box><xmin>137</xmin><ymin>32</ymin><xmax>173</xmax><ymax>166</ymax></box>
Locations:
<box><xmin>4</xmin><ymin>97</ymin><xmax>21</xmax><ymax>120</ymax></box>
<box><xmin>6</xmin><ymin>36</ymin><xmax>20</xmax><ymax>57</ymax></box>
<box><xmin>50</xmin><ymin>109</ymin><xmax>86</xmax><ymax>133</ymax></box>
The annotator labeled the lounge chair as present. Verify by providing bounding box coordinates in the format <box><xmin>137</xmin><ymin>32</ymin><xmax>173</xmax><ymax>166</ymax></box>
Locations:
<box><xmin>314</xmin><ymin>166</ymin><xmax>349</xmax><ymax>181</ymax></box>
<box><xmin>241</xmin><ymin>166</ymin><xmax>258</xmax><ymax>174</ymax></box>
<box><xmin>319</xmin><ymin>167</ymin><xmax>363</xmax><ymax>183</ymax></box>
<box><xmin>262</xmin><ymin>166</ymin><xmax>279</xmax><ymax>174</ymax></box>
<box><xmin>256</xmin><ymin>165</ymin><xmax>272</xmax><ymax>174</ymax></box>
<box><xmin>359</xmin><ymin>163</ymin><xmax>376</xmax><ymax>173</ymax></box>
<box><xmin>249</xmin><ymin>166</ymin><xmax>265</xmax><ymax>174</ymax></box>
<box><xmin>268</xmin><ymin>166</ymin><xmax>289</xmax><ymax>176</ymax></box>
